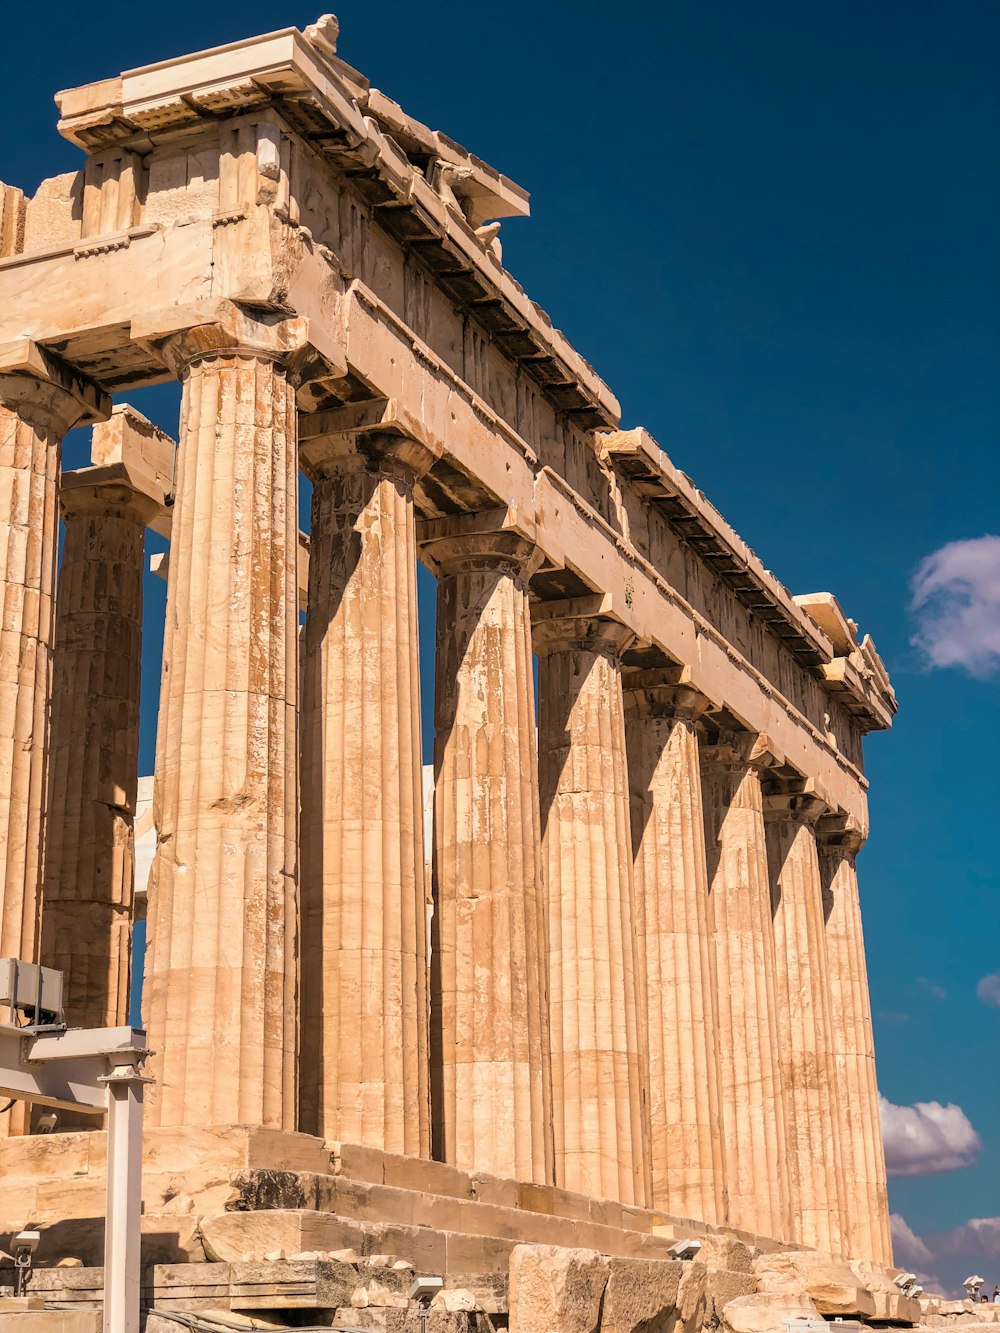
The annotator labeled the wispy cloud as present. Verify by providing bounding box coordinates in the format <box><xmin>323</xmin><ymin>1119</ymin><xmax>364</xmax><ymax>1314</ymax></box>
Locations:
<box><xmin>910</xmin><ymin>535</ymin><xmax>1000</xmax><ymax>678</ymax></box>
<box><xmin>916</xmin><ymin>976</ymin><xmax>947</xmax><ymax>1001</ymax></box>
<box><xmin>879</xmin><ymin>1094</ymin><xmax>981</xmax><ymax>1177</ymax></box>
<box><xmin>976</xmin><ymin>973</ymin><xmax>1000</xmax><ymax>1008</ymax></box>
<box><xmin>878</xmin><ymin>1010</ymin><xmax>913</xmax><ymax>1027</ymax></box>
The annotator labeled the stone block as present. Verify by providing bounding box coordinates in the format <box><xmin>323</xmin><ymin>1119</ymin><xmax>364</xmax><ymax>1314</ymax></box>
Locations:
<box><xmin>382</xmin><ymin>1152</ymin><xmax>473</xmax><ymax>1200</ymax></box>
<box><xmin>698</xmin><ymin>1235</ymin><xmax>755</xmax><ymax>1274</ymax></box>
<box><xmin>471</xmin><ymin>1174</ymin><xmax>520</xmax><ymax>1209</ymax></box>
<box><xmin>442</xmin><ymin>1272</ymin><xmax>508</xmax><ymax>1314</ymax></box>
<box><xmin>201</xmin><ymin>1208</ymin><xmax>306</xmax><ymax>1262</ymax></box>
<box><xmin>677</xmin><ymin>1261</ymin><xmax>709</xmax><ymax>1332</ymax></box>
<box><xmin>601</xmin><ymin>1256</ymin><xmax>684</xmax><ymax>1333</ymax></box>
<box><xmin>753</xmin><ymin>1250</ymin><xmax>877</xmax><ymax>1318</ymax></box>
<box><xmin>508</xmin><ymin>1244</ymin><xmax>610</xmax><ymax>1333</ymax></box>
<box><xmin>331</xmin><ymin>1141</ymin><xmax>390</xmax><ymax>1184</ymax></box>
<box><xmin>516</xmin><ymin>1182</ymin><xmax>593</xmax><ymax>1224</ymax></box>
<box><xmin>244</xmin><ymin>1128</ymin><xmax>333</xmax><ymax>1176</ymax></box>
<box><xmin>869</xmin><ymin>1290</ymin><xmax>921</xmax><ymax>1322</ymax></box>
<box><xmin>445</xmin><ymin>1230</ymin><xmax>515</xmax><ymax>1275</ymax></box>
<box><xmin>324</xmin><ymin>1313</ymin><xmax>479</xmax><ymax>1333</ymax></box>
<box><xmin>707</xmin><ymin>1269</ymin><xmax>757</xmax><ymax>1322</ymax></box>
<box><xmin>150</xmin><ymin>1263</ymin><xmax>231</xmax><ymax>1310</ymax></box>
<box><xmin>229</xmin><ymin>1258</ymin><xmax>358</xmax><ymax>1311</ymax></box>
<box><xmin>589</xmin><ymin>1198</ymin><xmax>625</xmax><ymax>1231</ymax></box>
<box><xmin>0</xmin><ymin>1314</ymin><xmax>100</xmax><ymax>1333</ymax></box>
<box><xmin>721</xmin><ymin>1294</ymin><xmax>820</xmax><ymax>1333</ymax></box>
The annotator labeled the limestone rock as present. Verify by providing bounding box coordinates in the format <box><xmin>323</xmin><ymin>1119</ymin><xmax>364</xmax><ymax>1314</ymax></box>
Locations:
<box><xmin>708</xmin><ymin>1269</ymin><xmax>758</xmax><ymax>1323</ymax></box>
<box><xmin>601</xmin><ymin>1256</ymin><xmax>684</xmax><ymax>1333</ymax></box>
<box><xmin>678</xmin><ymin>1261</ymin><xmax>710</xmax><ymax>1331</ymax></box>
<box><xmin>201</xmin><ymin>1210</ymin><xmax>301</xmax><ymax>1263</ymax></box>
<box><xmin>721</xmin><ymin>1293</ymin><xmax>821</xmax><ymax>1333</ymax></box>
<box><xmin>508</xmin><ymin>1243</ymin><xmax>610</xmax><ymax>1333</ymax></box>
<box><xmin>697</xmin><ymin>1235</ymin><xmax>756</xmax><ymax>1274</ymax></box>
<box><xmin>753</xmin><ymin>1250</ymin><xmax>876</xmax><ymax>1317</ymax></box>
<box><xmin>434</xmin><ymin>1288</ymin><xmax>478</xmax><ymax>1312</ymax></box>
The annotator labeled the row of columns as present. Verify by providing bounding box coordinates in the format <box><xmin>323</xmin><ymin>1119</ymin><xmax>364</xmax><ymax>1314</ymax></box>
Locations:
<box><xmin>0</xmin><ymin>331</ymin><xmax>890</xmax><ymax>1264</ymax></box>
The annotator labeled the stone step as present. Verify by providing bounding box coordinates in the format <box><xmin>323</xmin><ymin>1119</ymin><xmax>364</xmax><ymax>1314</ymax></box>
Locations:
<box><xmin>0</xmin><ymin>1125</ymin><xmax>769</xmax><ymax>1275</ymax></box>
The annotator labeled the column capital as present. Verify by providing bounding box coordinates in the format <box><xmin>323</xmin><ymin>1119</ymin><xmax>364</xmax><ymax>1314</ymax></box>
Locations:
<box><xmin>420</xmin><ymin>507</ymin><xmax>544</xmax><ymax>580</ymax></box>
<box><xmin>531</xmin><ymin>596</ymin><xmax>635</xmax><ymax>661</ymax></box>
<box><xmin>299</xmin><ymin>426</ymin><xmax>435</xmax><ymax>490</ymax></box>
<box><xmin>698</xmin><ymin>726</ymin><xmax>776</xmax><ymax>772</ymax></box>
<box><xmin>816</xmin><ymin>811</ymin><xmax>867</xmax><ymax>856</ymax></box>
<box><xmin>59</xmin><ymin>471</ymin><xmax>163</xmax><ymax>526</ymax></box>
<box><xmin>621</xmin><ymin>667</ymin><xmax>711</xmax><ymax>723</ymax></box>
<box><xmin>149</xmin><ymin>304</ymin><xmax>311</xmax><ymax>377</ymax></box>
<box><xmin>762</xmin><ymin>776</ymin><xmax>829</xmax><ymax>826</ymax></box>
<box><xmin>0</xmin><ymin>339</ymin><xmax>110</xmax><ymax>431</ymax></box>
<box><xmin>62</xmin><ymin>403</ymin><xmax>176</xmax><ymax>528</ymax></box>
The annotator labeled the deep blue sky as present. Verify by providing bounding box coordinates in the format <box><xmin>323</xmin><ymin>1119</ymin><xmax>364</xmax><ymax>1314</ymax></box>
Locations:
<box><xmin>4</xmin><ymin>0</ymin><xmax>998</xmax><ymax>1290</ymax></box>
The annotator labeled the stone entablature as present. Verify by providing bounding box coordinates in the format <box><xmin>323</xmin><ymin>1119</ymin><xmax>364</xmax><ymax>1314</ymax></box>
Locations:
<box><xmin>0</xmin><ymin>14</ymin><xmax>895</xmax><ymax>1282</ymax></box>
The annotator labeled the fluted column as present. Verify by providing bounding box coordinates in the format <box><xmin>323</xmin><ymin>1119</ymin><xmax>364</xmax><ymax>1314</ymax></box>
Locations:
<box><xmin>535</xmin><ymin>606</ymin><xmax>649</xmax><ymax>1206</ymax></box>
<box><xmin>41</xmin><ymin>473</ymin><xmax>157</xmax><ymax>1028</ymax></box>
<box><xmin>765</xmin><ymin>784</ymin><xmax>845</xmax><ymax>1255</ymax></box>
<box><xmin>623</xmin><ymin>673</ymin><xmax>726</xmax><ymax>1224</ymax></box>
<box><xmin>0</xmin><ymin>358</ymin><xmax>105</xmax><ymax>974</ymax></box>
<box><xmin>700</xmin><ymin>732</ymin><xmax>789</xmax><ymax>1240</ymax></box>
<box><xmin>145</xmin><ymin>318</ymin><xmax>303</xmax><ymax>1129</ymax></box>
<box><xmin>298</xmin><ymin>430</ymin><xmax>430</xmax><ymax>1155</ymax></box>
<box><xmin>423</xmin><ymin>514</ymin><xmax>552</xmax><ymax>1183</ymax></box>
<box><xmin>819</xmin><ymin>819</ymin><xmax>892</xmax><ymax>1264</ymax></box>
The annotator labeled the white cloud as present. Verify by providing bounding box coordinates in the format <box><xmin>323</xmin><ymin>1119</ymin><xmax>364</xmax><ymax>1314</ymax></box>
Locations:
<box><xmin>976</xmin><ymin>973</ymin><xmax>1000</xmax><ymax>1007</ymax></box>
<box><xmin>891</xmin><ymin>1214</ymin><xmax>1000</xmax><ymax>1299</ymax></box>
<box><xmin>930</xmin><ymin>1217</ymin><xmax>1000</xmax><ymax>1261</ymax></box>
<box><xmin>890</xmin><ymin>1212</ymin><xmax>935</xmax><ymax>1267</ymax></box>
<box><xmin>910</xmin><ymin>535</ymin><xmax>1000</xmax><ymax>677</ymax></box>
<box><xmin>879</xmin><ymin>1094</ymin><xmax>981</xmax><ymax>1177</ymax></box>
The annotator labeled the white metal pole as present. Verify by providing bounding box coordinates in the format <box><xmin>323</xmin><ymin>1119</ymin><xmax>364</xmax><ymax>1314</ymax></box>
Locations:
<box><xmin>103</xmin><ymin>1058</ymin><xmax>145</xmax><ymax>1333</ymax></box>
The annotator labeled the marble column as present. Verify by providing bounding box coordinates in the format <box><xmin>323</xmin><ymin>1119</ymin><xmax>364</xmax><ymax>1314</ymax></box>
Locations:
<box><xmin>765</xmin><ymin>784</ymin><xmax>845</xmax><ymax>1255</ymax></box>
<box><xmin>298</xmin><ymin>431</ymin><xmax>430</xmax><ymax>1156</ymax></box>
<box><xmin>145</xmin><ymin>325</ymin><xmax>302</xmax><ymax>1130</ymax></box>
<box><xmin>423</xmin><ymin>515</ymin><xmax>553</xmax><ymax>1184</ymax></box>
<box><xmin>535</xmin><ymin>606</ymin><xmax>650</xmax><ymax>1206</ymax></box>
<box><xmin>700</xmin><ymin>732</ymin><xmax>789</xmax><ymax>1240</ymax></box>
<box><xmin>623</xmin><ymin>672</ymin><xmax>726</xmax><ymax>1224</ymax></box>
<box><xmin>0</xmin><ymin>359</ymin><xmax>104</xmax><ymax>976</ymax></box>
<box><xmin>41</xmin><ymin>472</ymin><xmax>157</xmax><ymax>1029</ymax></box>
<box><xmin>819</xmin><ymin>819</ymin><xmax>893</xmax><ymax>1265</ymax></box>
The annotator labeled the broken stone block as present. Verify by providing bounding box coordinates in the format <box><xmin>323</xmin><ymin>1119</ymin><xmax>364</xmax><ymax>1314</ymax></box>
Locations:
<box><xmin>721</xmin><ymin>1293</ymin><xmax>821</xmax><ymax>1333</ymax></box>
<box><xmin>753</xmin><ymin>1250</ymin><xmax>877</xmax><ymax>1318</ymax></box>
<box><xmin>508</xmin><ymin>1243</ymin><xmax>610</xmax><ymax>1333</ymax></box>
<box><xmin>601</xmin><ymin>1256</ymin><xmax>684</xmax><ymax>1333</ymax></box>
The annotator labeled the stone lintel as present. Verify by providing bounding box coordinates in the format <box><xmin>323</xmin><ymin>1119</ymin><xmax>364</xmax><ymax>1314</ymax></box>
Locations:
<box><xmin>602</xmin><ymin>427</ymin><xmax>895</xmax><ymax>732</ymax></box>
<box><xmin>299</xmin><ymin>421</ymin><xmax>435</xmax><ymax>487</ymax></box>
<box><xmin>130</xmin><ymin>300</ymin><xmax>347</xmax><ymax>390</ymax></box>
<box><xmin>622</xmin><ymin>667</ymin><xmax>712</xmax><ymax>723</ymax></box>
<box><xmin>0</xmin><ymin>337</ymin><xmax>110</xmax><ymax>427</ymax></box>
<box><xmin>816</xmin><ymin>812</ymin><xmax>867</xmax><ymax>855</ymax></box>
<box><xmin>762</xmin><ymin>776</ymin><xmax>828</xmax><ymax>825</ymax></box>
<box><xmin>698</xmin><ymin>726</ymin><xmax>780</xmax><ymax>773</ymax></box>
<box><xmin>419</xmin><ymin>506</ymin><xmax>544</xmax><ymax>579</ymax></box>
<box><xmin>532</xmin><ymin>595</ymin><xmax>634</xmax><ymax>659</ymax></box>
<box><xmin>55</xmin><ymin>26</ymin><xmax>617</xmax><ymax>427</ymax></box>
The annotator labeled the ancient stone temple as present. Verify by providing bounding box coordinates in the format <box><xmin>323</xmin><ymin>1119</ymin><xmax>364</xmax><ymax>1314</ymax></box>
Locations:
<box><xmin>0</xmin><ymin>17</ymin><xmax>919</xmax><ymax>1332</ymax></box>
